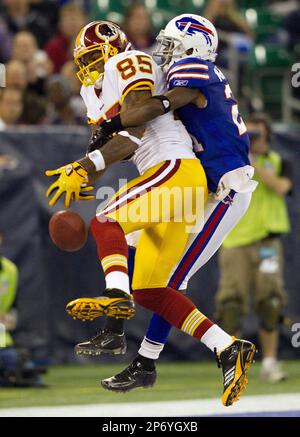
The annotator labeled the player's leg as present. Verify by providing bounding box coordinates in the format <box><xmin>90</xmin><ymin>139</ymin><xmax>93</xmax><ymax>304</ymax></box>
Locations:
<box><xmin>132</xmin><ymin>194</ymin><xmax>256</xmax><ymax>406</ymax></box>
<box><xmin>67</xmin><ymin>158</ymin><xmax>206</xmax><ymax>320</ymax></box>
<box><xmin>66</xmin><ymin>160</ymin><xmax>181</xmax><ymax>321</ymax></box>
<box><xmin>254</xmin><ymin>238</ymin><xmax>288</xmax><ymax>381</ymax></box>
<box><xmin>74</xmin><ymin>244</ymin><xmax>136</xmax><ymax>356</ymax></box>
<box><xmin>103</xmin><ymin>192</ymin><xmax>256</xmax><ymax>405</ymax></box>
<box><xmin>215</xmin><ymin>244</ymin><xmax>251</xmax><ymax>336</ymax></box>
<box><xmin>137</xmin><ymin>191</ymin><xmax>252</xmax><ymax>361</ymax></box>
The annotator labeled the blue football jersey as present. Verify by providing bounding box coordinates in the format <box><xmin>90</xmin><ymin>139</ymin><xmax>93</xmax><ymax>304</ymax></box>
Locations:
<box><xmin>167</xmin><ymin>57</ymin><xmax>250</xmax><ymax>192</ymax></box>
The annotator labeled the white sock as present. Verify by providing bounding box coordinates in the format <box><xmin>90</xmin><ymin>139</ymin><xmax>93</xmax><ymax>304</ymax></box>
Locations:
<box><xmin>262</xmin><ymin>357</ymin><xmax>276</xmax><ymax>369</ymax></box>
<box><xmin>138</xmin><ymin>337</ymin><xmax>165</xmax><ymax>360</ymax></box>
<box><xmin>105</xmin><ymin>271</ymin><xmax>130</xmax><ymax>294</ymax></box>
<box><xmin>201</xmin><ymin>324</ymin><xmax>233</xmax><ymax>353</ymax></box>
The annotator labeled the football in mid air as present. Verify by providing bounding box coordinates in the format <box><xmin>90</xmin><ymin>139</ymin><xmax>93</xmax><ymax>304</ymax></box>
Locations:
<box><xmin>49</xmin><ymin>210</ymin><xmax>87</xmax><ymax>252</ymax></box>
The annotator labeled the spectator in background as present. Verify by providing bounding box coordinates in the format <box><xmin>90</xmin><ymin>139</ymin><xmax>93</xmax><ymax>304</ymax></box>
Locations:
<box><xmin>204</xmin><ymin>0</ymin><xmax>253</xmax><ymax>68</ymax></box>
<box><xmin>205</xmin><ymin>0</ymin><xmax>253</xmax><ymax>37</ymax></box>
<box><xmin>61</xmin><ymin>60</ymin><xmax>81</xmax><ymax>95</ymax></box>
<box><xmin>0</xmin><ymin>18</ymin><xmax>13</xmax><ymax>63</ymax></box>
<box><xmin>215</xmin><ymin>113</ymin><xmax>292</xmax><ymax>382</ymax></box>
<box><xmin>281</xmin><ymin>0</ymin><xmax>300</xmax><ymax>55</ymax></box>
<box><xmin>61</xmin><ymin>61</ymin><xmax>87</xmax><ymax>121</ymax></box>
<box><xmin>0</xmin><ymin>253</ymin><xmax>46</xmax><ymax>387</ymax></box>
<box><xmin>11</xmin><ymin>31</ymin><xmax>53</xmax><ymax>95</ymax></box>
<box><xmin>204</xmin><ymin>0</ymin><xmax>254</xmax><ymax>93</ymax></box>
<box><xmin>44</xmin><ymin>3</ymin><xmax>86</xmax><ymax>73</ymax></box>
<box><xmin>6</xmin><ymin>60</ymin><xmax>47</xmax><ymax>124</ymax></box>
<box><xmin>123</xmin><ymin>2</ymin><xmax>156</xmax><ymax>55</ymax></box>
<box><xmin>268</xmin><ymin>0</ymin><xmax>299</xmax><ymax>16</ymax></box>
<box><xmin>0</xmin><ymin>255</ymin><xmax>18</xmax><ymax>349</ymax></box>
<box><xmin>5</xmin><ymin>59</ymin><xmax>28</xmax><ymax>91</ymax></box>
<box><xmin>2</xmin><ymin>0</ymin><xmax>56</xmax><ymax>47</ymax></box>
<box><xmin>0</xmin><ymin>88</ymin><xmax>23</xmax><ymax>130</ymax></box>
<box><xmin>45</xmin><ymin>75</ymin><xmax>85</xmax><ymax>125</ymax></box>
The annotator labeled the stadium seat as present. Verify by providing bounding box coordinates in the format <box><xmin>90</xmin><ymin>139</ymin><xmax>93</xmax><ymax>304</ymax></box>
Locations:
<box><xmin>182</xmin><ymin>0</ymin><xmax>206</xmax><ymax>15</ymax></box>
<box><xmin>90</xmin><ymin>0</ymin><xmax>131</xmax><ymax>23</ymax></box>
<box><xmin>244</xmin><ymin>8</ymin><xmax>283</xmax><ymax>43</ymax></box>
<box><xmin>90</xmin><ymin>0</ymin><xmax>206</xmax><ymax>31</ymax></box>
<box><xmin>155</xmin><ymin>0</ymin><xmax>185</xmax><ymax>14</ymax></box>
<box><xmin>237</xmin><ymin>0</ymin><xmax>268</xmax><ymax>9</ymax></box>
<box><xmin>246</xmin><ymin>45</ymin><xmax>294</xmax><ymax>117</ymax></box>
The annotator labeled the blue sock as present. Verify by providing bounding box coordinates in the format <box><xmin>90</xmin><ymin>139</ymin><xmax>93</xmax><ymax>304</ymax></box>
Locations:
<box><xmin>146</xmin><ymin>313</ymin><xmax>172</xmax><ymax>344</ymax></box>
<box><xmin>128</xmin><ymin>246</ymin><xmax>172</xmax><ymax>347</ymax></box>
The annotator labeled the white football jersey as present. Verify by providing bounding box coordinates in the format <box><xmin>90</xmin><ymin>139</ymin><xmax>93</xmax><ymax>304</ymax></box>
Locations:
<box><xmin>80</xmin><ymin>50</ymin><xmax>195</xmax><ymax>175</ymax></box>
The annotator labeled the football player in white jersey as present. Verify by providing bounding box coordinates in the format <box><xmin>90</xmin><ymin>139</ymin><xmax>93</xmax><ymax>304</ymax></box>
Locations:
<box><xmin>46</xmin><ymin>20</ymin><xmax>207</xmax><ymax>299</ymax></box>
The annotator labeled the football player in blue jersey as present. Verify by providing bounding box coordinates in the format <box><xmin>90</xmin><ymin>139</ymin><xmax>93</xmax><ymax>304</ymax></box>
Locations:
<box><xmin>72</xmin><ymin>14</ymin><xmax>257</xmax><ymax>406</ymax></box>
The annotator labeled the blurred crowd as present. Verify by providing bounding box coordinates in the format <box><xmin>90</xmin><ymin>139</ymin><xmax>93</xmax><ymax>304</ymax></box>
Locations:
<box><xmin>0</xmin><ymin>0</ymin><xmax>299</xmax><ymax>129</ymax></box>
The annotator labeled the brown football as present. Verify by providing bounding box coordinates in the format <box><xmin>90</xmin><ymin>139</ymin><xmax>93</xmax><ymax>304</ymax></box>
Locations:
<box><xmin>49</xmin><ymin>210</ymin><xmax>87</xmax><ymax>252</ymax></box>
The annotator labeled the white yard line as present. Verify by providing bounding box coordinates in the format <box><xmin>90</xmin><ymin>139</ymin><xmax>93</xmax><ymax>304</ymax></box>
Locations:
<box><xmin>0</xmin><ymin>393</ymin><xmax>300</xmax><ymax>417</ymax></box>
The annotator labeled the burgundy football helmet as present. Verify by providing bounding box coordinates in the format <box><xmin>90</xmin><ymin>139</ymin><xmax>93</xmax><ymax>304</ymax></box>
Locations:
<box><xmin>74</xmin><ymin>21</ymin><xmax>129</xmax><ymax>86</ymax></box>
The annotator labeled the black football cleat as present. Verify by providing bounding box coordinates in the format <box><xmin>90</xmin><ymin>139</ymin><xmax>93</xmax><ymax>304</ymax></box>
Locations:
<box><xmin>101</xmin><ymin>359</ymin><xmax>157</xmax><ymax>392</ymax></box>
<box><xmin>75</xmin><ymin>329</ymin><xmax>127</xmax><ymax>356</ymax></box>
<box><xmin>215</xmin><ymin>338</ymin><xmax>256</xmax><ymax>406</ymax></box>
<box><xmin>66</xmin><ymin>288</ymin><xmax>135</xmax><ymax>321</ymax></box>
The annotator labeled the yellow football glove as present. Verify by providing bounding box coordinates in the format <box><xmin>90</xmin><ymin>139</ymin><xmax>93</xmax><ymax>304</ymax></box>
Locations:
<box><xmin>45</xmin><ymin>162</ymin><xmax>94</xmax><ymax>208</ymax></box>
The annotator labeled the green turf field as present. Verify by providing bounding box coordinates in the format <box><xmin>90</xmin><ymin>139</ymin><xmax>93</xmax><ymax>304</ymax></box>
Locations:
<box><xmin>0</xmin><ymin>360</ymin><xmax>299</xmax><ymax>409</ymax></box>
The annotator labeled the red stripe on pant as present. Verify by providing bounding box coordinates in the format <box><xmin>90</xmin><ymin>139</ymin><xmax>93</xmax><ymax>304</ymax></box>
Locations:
<box><xmin>133</xmin><ymin>287</ymin><xmax>214</xmax><ymax>339</ymax></box>
<box><xmin>112</xmin><ymin>161</ymin><xmax>171</xmax><ymax>204</ymax></box>
<box><xmin>170</xmin><ymin>201</ymin><xmax>228</xmax><ymax>289</ymax></box>
<box><xmin>103</xmin><ymin>160</ymin><xmax>181</xmax><ymax>214</ymax></box>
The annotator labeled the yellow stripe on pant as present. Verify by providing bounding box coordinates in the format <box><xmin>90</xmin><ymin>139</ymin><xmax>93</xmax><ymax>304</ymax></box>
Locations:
<box><xmin>100</xmin><ymin>159</ymin><xmax>208</xmax><ymax>289</ymax></box>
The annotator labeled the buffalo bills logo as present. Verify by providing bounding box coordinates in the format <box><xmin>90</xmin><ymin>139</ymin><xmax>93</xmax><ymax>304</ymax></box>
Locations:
<box><xmin>175</xmin><ymin>17</ymin><xmax>214</xmax><ymax>46</ymax></box>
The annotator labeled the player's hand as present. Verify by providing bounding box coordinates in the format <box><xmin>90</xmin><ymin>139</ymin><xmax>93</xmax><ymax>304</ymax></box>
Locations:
<box><xmin>87</xmin><ymin>126</ymin><xmax>113</xmax><ymax>154</ymax></box>
<box><xmin>45</xmin><ymin>162</ymin><xmax>94</xmax><ymax>208</ymax></box>
<box><xmin>78</xmin><ymin>183</ymin><xmax>95</xmax><ymax>202</ymax></box>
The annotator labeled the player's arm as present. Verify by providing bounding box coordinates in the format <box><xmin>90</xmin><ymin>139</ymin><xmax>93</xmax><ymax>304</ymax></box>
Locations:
<box><xmin>89</xmin><ymin>87</ymin><xmax>203</xmax><ymax>151</ymax></box>
<box><xmin>45</xmin><ymin>90</ymin><xmax>150</xmax><ymax>208</ymax></box>
<box><xmin>79</xmin><ymin>89</ymin><xmax>150</xmax><ymax>173</ymax></box>
<box><xmin>122</xmin><ymin>87</ymin><xmax>204</xmax><ymax>125</ymax></box>
<box><xmin>88</xmin><ymin>124</ymin><xmax>105</xmax><ymax>182</ymax></box>
<box><xmin>251</xmin><ymin>156</ymin><xmax>293</xmax><ymax>196</ymax></box>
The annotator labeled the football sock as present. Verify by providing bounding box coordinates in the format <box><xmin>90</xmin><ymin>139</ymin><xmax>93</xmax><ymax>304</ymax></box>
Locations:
<box><xmin>90</xmin><ymin>216</ymin><xmax>130</xmax><ymax>294</ymax></box>
<box><xmin>262</xmin><ymin>357</ymin><xmax>276</xmax><ymax>369</ymax></box>
<box><xmin>105</xmin><ymin>317</ymin><xmax>124</xmax><ymax>335</ymax></box>
<box><xmin>135</xmin><ymin>354</ymin><xmax>155</xmax><ymax>371</ymax></box>
<box><xmin>200</xmin><ymin>324</ymin><xmax>233</xmax><ymax>353</ymax></box>
<box><xmin>146</xmin><ymin>313</ymin><xmax>173</xmax><ymax>344</ymax></box>
<box><xmin>133</xmin><ymin>287</ymin><xmax>232</xmax><ymax>351</ymax></box>
<box><xmin>138</xmin><ymin>337</ymin><xmax>165</xmax><ymax>360</ymax></box>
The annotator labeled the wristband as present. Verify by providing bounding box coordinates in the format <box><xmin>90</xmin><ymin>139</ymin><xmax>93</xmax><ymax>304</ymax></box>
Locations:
<box><xmin>151</xmin><ymin>95</ymin><xmax>171</xmax><ymax>113</ymax></box>
<box><xmin>88</xmin><ymin>150</ymin><xmax>106</xmax><ymax>171</ymax></box>
<box><xmin>118</xmin><ymin>130</ymin><xmax>142</xmax><ymax>147</ymax></box>
<box><xmin>101</xmin><ymin>114</ymin><xmax>123</xmax><ymax>135</ymax></box>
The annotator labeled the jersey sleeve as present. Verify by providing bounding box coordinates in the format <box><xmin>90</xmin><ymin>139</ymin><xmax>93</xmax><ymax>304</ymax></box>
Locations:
<box><xmin>80</xmin><ymin>85</ymin><xmax>104</xmax><ymax>125</ymax></box>
<box><xmin>167</xmin><ymin>59</ymin><xmax>211</xmax><ymax>90</ymax></box>
<box><xmin>106</xmin><ymin>52</ymin><xmax>155</xmax><ymax>101</ymax></box>
<box><xmin>80</xmin><ymin>85</ymin><xmax>97</xmax><ymax>125</ymax></box>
